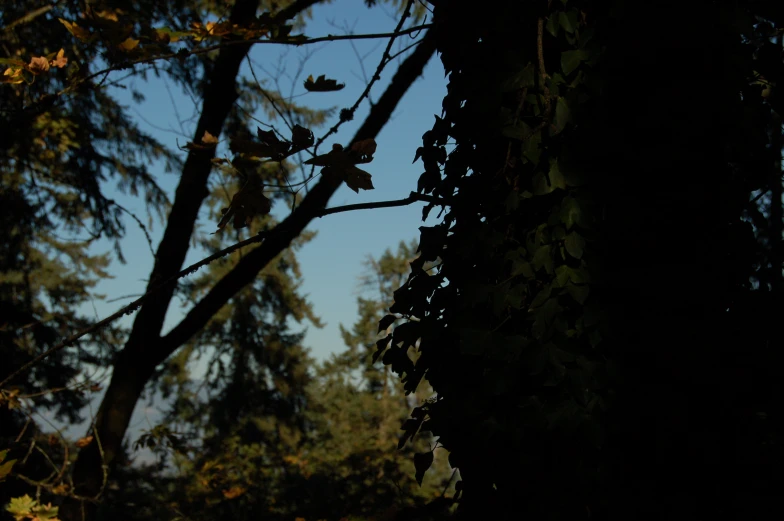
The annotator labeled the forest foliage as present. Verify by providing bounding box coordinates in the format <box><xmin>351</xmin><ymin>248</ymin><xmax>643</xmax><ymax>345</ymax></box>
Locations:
<box><xmin>2</xmin><ymin>0</ymin><xmax>784</xmax><ymax>520</ymax></box>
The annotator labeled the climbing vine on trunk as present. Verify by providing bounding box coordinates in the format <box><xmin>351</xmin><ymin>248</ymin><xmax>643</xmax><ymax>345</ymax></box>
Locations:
<box><xmin>384</xmin><ymin>1</ymin><xmax>782</xmax><ymax>519</ymax></box>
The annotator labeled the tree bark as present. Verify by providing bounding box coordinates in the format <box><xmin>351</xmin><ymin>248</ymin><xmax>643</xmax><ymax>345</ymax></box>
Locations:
<box><xmin>60</xmin><ymin>13</ymin><xmax>436</xmax><ymax>521</ymax></box>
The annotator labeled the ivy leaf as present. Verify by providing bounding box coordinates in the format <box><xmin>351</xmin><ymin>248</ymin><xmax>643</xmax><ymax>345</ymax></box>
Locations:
<box><xmin>567</xmin><ymin>284</ymin><xmax>590</xmax><ymax>304</ymax></box>
<box><xmin>529</xmin><ymin>286</ymin><xmax>552</xmax><ymax>309</ymax></box>
<box><xmin>532</xmin><ymin>245</ymin><xmax>554</xmax><ymax>274</ymax></box>
<box><xmin>414</xmin><ymin>451</ymin><xmax>434</xmax><ymax>486</ymax></box>
<box><xmin>373</xmin><ymin>337</ymin><xmax>391</xmax><ymax>363</ymax></box>
<box><xmin>512</xmin><ymin>261</ymin><xmax>535</xmax><ymax>278</ymax></box>
<box><xmin>560</xmin><ymin>196</ymin><xmax>582</xmax><ymax>229</ymax></box>
<box><xmin>552</xmin><ymin>97</ymin><xmax>570</xmax><ymax>135</ymax></box>
<box><xmin>303</xmin><ymin>74</ymin><xmax>345</xmax><ymax>92</ymax></box>
<box><xmin>522</xmin><ymin>131</ymin><xmax>541</xmax><ymax>166</ymax></box>
<box><xmin>378</xmin><ymin>314</ymin><xmax>397</xmax><ymax>333</ymax></box>
<box><xmin>559</xmin><ymin>10</ymin><xmax>579</xmax><ymax>33</ymax></box>
<box><xmin>564</xmin><ymin>231</ymin><xmax>585</xmax><ymax>259</ymax></box>
<box><xmin>561</xmin><ymin>49</ymin><xmax>591</xmax><ymax>76</ymax></box>
<box><xmin>532</xmin><ymin>161</ymin><xmax>567</xmax><ymax>195</ymax></box>
<box><xmin>458</xmin><ymin>328</ymin><xmax>490</xmax><ymax>355</ymax></box>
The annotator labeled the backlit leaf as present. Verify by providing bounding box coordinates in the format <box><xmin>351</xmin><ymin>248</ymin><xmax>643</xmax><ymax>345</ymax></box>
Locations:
<box><xmin>50</xmin><ymin>49</ymin><xmax>68</xmax><ymax>68</ymax></box>
<box><xmin>59</xmin><ymin>19</ymin><xmax>92</xmax><ymax>41</ymax></box>
<box><xmin>215</xmin><ymin>181</ymin><xmax>271</xmax><ymax>231</ymax></box>
<box><xmin>414</xmin><ymin>451</ymin><xmax>434</xmax><ymax>486</ymax></box>
<box><xmin>27</xmin><ymin>56</ymin><xmax>49</xmax><ymax>75</ymax></box>
<box><xmin>303</xmin><ymin>74</ymin><xmax>345</xmax><ymax>92</ymax></box>
<box><xmin>117</xmin><ymin>37</ymin><xmax>139</xmax><ymax>52</ymax></box>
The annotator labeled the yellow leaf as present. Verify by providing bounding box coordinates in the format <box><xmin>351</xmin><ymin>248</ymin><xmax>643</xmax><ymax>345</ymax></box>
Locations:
<box><xmin>94</xmin><ymin>9</ymin><xmax>119</xmax><ymax>22</ymax></box>
<box><xmin>52</xmin><ymin>483</ymin><xmax>69</xmax><ymax>495</ymax></box>
<box><xmin>201</xmin><ymin>131</ymin><xmax>219</xmax><ymax>145</ymax></box>
<box><xmin>75</xmin><ymin>436</ymin><xmax>93</xmax><ymax>448</ymax></box>
<box><xmin>27</xmin><ymin>56</ymin><xmax>50</xmax><ymax>74</ymax></box>
<box><xmin>2</xmin><ymin>67</ymin><xmax>25</xmax><ymax>84</ymax></box>
<box><xmin>117</xmin><ymin>37</ymin><xmax>139</xmax><ymax>52</ymax></box>
<box><xmin>221</xmin><ymin>486</ymin><xmax>246</xmax><ymax>499</ymax></box>
<box><xmin>58</xmin><ymin>19</ymin><xmax>92</xmax><ymax>41</ymax></box>
<box><xmin>50</xmin><ymin>49</ymin><xmax>68</xmax><ymax>69</ymax></box>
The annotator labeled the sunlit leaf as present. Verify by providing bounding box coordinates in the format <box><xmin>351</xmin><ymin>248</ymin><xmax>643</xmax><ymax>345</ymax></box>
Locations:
<box><xmin>48</xmin><ymin>49</ymin><xmax>68</xmax><ymax>69</ymax></box>
<box><xmin>117</xmin><ymin>37</ymin><xmax>140</xmax><ymax>52</ymax></box>
<box><xmin>1</xmin><ymin>67</ymin><xmax>25</xmax><ymax>84</ymax></box>
<box><xmin>27</xmin><ymin>56</ymin><xmax>50</xmax><ymax>75</ymax></box>
<box><xmin>201</xmin><ymin>131</ymin><xmax>219</xmax><ymax>146</ymax></box>
<box><xmin>222</xmin><ymin>486</ymin><xmax>246</xmax><ymax>499</ymax></box>
<box><xmin>6</xmin><ymin>494</ymin><xmax>37</xmax><ymax>518</ymax></box>
<box><xmin>75</xmin><ymin>435</ymin><xmax>94</xmax><ymax>448</ymax></box>
<box><xmin>0</xmin><ymin>450</ymin><xmax>16</xmax><ymax>481</ymax></box>
<box><xmin>58</xmin><ymin>19</ymin><xmax>92</xmax><ymax>42</ymax></box>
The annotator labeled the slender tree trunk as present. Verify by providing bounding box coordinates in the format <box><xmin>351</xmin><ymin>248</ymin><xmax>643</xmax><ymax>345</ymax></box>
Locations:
<box><xmin>60</xmin><ymin>8</ymin><xmax>436</xmax><ymax>519</ymax></box>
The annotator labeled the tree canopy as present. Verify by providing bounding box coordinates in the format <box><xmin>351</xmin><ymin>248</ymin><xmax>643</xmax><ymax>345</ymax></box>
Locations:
<box><xmin>2</xmin><ymin>0</ymin><xmax>784</xmax><ymax>520</ymax></box>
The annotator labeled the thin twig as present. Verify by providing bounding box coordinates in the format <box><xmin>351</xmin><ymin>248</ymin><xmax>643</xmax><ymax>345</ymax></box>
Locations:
<box><xmin>0</xmin><ymin>191</ymin><xmax>449</xmax><ymax>389</ymax></box>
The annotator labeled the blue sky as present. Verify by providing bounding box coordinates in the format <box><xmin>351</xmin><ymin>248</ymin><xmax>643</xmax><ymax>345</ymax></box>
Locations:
<box><xmin>83</xmin><ymin>0</ymin><xmax>446</xmax><ymax>366</ymax></box>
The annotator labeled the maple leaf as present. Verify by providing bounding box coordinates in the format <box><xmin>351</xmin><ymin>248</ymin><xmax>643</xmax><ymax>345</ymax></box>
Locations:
<box><xmin>6</xmin><ymin>495</ymin><xmax>37</xmax><ymax>521</ymax></box>
<box><xmin>342</xmin><ymin>164</ymin><xmax>374</xmax><ymax>193</ymax></box>
<box><xmin>215</xmin><ymin>181</ymin><xmax>271</xmax><ymax>232</ymax></box>
<box><xmin>303</xmin><ymin>74</ymin><xmax>345</xmax><ymax>92</ymax></box>
<box><xmin>75</xmin><ymin>435</ymin><xmax>94</xmax><ymax>448</ymax></box>
<box><xmin>349</xmin><ymin>138</ymin><xmax>377</xmax><ymax>162</ymax></box>
<box><xmin>117</xmin><ymin>37</ymin><xmax>139</xmax><ymax>52</ymax></box>
<box><xmin>304</xmin><ymin>140</ymin><xmax>377</xmax><ymax>192</ymax></box>
<box><xmin>58</xmin><ymin>19</ymin><xmax>92</xmax><ymax>42</ymax></box>
<box><xmin>229</xmin><ymin>129</ymin><xmax>290</xmax><ymax>159</ymax></box>
<box><xmin>290</xmin><ymin>124</ymin><xmax>314</xmax><ymax>151</ymax></box>
<box><xmin>50</xmin><ymin>49</ymin><xmax>68</xmax><ymax>68</ymax></box>
<box><xmin>27</xmin><ymin>56</ymin><xmax>49</xmax><ymax>75</ymax></box>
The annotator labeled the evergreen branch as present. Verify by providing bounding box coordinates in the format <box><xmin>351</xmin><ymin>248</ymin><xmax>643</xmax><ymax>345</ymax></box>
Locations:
<box><xmin>12</xmin><ymin>23</ymin><xmax>432</xmax><ymax>122</ymax></box>
<box><xmin>0</xmin><ymin>191</ymin><xmax>447</xmax><ymax>389</ymax></box>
